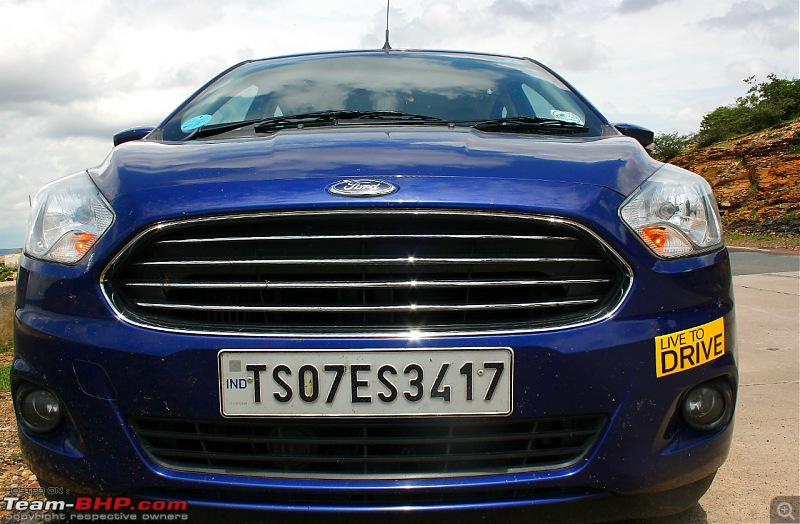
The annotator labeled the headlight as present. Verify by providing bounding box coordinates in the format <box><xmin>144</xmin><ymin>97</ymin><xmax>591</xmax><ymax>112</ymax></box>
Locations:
<box><xmin>25</xmin><ymin>172</ymin><xmax>114</xmax><ymax>264</ymax></box>
<box><xmin>620</xmin><ymin>164</ymin><xmax>723</xmax><ymax>259</ymax></box>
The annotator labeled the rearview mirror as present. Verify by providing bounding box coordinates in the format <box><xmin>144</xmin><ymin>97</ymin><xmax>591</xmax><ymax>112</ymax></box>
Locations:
<box><xmin>613</xmin><ymin>123</ymin><xmax>655</xmax><ymax>151</ymax></box>
<box><xmin>113</xmin><ymin>127</ymin><xmax>155</xmax><ymax>146</ymax></box>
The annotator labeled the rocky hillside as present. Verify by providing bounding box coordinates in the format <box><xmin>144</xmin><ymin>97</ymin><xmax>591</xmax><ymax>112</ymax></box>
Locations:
<box><xmin>669</xmin><ymin>118</ymin><xmax>800</xmax><ymax>241</ymax></box>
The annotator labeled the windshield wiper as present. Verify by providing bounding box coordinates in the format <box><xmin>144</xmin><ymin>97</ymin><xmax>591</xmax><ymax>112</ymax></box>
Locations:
<box><xmin>254</xmin><ymin>110</ymin><xmax>448</xmax><ymax>133</ymax></box>
<box><xmin>468</xmin><ymin>117</ymin><xmax>589</xmax><ymax>134</ymax></box>
<box><xmin>181</xmin><ymin>110</ymin><xmax>449</xmax><ymax>140</ymax></box>
<box><xmin>181</xmin><ymin>118</ymin><xmax>266</xmax><ymax>141</ymax></box>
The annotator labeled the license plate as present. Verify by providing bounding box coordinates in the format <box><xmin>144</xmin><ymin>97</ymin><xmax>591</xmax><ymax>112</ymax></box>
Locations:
<box><xmin>219</xmin><ymin>348</ymin><xmax>513</xmax><ymax>417</ymax></box>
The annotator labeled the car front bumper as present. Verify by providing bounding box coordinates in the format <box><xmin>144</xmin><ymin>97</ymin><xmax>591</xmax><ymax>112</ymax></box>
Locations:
<box><xmin>12</xmin><ymin>247</ymin><xmax>736</xmax><ymax>517</ymax></box>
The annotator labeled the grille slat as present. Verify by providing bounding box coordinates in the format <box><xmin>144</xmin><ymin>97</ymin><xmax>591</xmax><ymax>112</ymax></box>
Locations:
<box><xmin>135</xmin><ymin>297</ymin><xmax>600</xmax><ymax>312</ymax></box>
<box><xmin>158</xmin><ymin>233</ymin><xmax>577</xmax><ymax>243</ymax></box>
<box><xmin>102</xmin><ymin>210</ymin><xmax>631</xmax><ymax>336</ymax></box>
<box><xmin>123</xmin><ymin>277</ymin><xmax>612</xmax><ymax>289</ymax></box>
<box><xmin>134</xmin><ymin>486</ymin><xmax>599</xmax><ymax>508</ymax></box>
<box><xmin>129</xmin><ymin>416</ymin><xmax>607</xmax><ymax>479</ymax></box>
<box><xmin>133</xmin><ymin>427</ymin><xmax>600</xmax><ymax>445</ymax></box>
<box><xmin>137</xmin><ymin>256</ymin><xmax>601</xmax><ymax>266</ymax></box>
<box><xmin>147</xmin><ymin>447</ymin><xmax>588</xmax><ymax>464</ymax></box>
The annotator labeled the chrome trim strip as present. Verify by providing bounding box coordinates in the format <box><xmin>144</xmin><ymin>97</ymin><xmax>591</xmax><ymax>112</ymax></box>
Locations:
<box><xmin>100</xmin><ymin>209</ymin><xmax>634</xmax><ymax>339</ymax></box>
<box><xmin>137</xmin><ymin>256</ymin><xmax>600</xmax><ymax>266</ymax></box>
<box><xmin>135</xmin><ymin>298</ymin><xmax>599</xmax><ymax>313</ymax></box>
<box><xmin>137</xmin><ymin>428</ymin><xmax>598</xmax><ymax>444</ymax></box>
<box><xmin>123</xmin><ymin>277</ymin><xmax>612</xmax><ymax>289</ymax></box>
<box><xmin>158</xmin><ymin>233</ymin><xmax>576</xmax><ymax>243</ymax></box>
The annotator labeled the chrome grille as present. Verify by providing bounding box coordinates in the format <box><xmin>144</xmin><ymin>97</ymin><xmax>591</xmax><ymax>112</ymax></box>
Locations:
<box><xmin>102</xmin><ymin>210</ymin><xmax>630</xmax><ymax>336</ymax></box>
<box><xmin>129</xmin><ymin>415</ymin><xmax>607</xmax><ymax>479</ymax></box>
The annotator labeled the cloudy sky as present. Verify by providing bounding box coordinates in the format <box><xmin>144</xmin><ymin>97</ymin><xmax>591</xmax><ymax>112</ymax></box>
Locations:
<box><xmin>0</xmin><ymin>0</ymin><xmax>797</xmax><ymax>248</ymax></box>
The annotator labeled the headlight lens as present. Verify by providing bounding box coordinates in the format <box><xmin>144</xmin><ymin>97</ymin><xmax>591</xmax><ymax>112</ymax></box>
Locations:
<box><xmin>620</xmin><ymin>164</ymin><xmax>723</xmax><ymax>258</ymax></box>
<box><xmin>25</xmin><ymin>172</ymin><xmax>114</xmax><ymax>264</ymax></box>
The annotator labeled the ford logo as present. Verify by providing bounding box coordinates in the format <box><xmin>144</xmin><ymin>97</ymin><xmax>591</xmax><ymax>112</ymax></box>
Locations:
<box><xmin>327</xmin><ymin>179</ymin><xmax>398</xmax><ymax>198</ymax></box>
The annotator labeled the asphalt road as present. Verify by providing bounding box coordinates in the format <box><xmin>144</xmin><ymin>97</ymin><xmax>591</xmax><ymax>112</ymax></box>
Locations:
<box><xmin>639</xmin><ymin>248</ymin><xmax>800</xmax><ymax>524</ymax></box>
<box><xmin>729</xmin><ymin>248</ymin><xmax>800</xmax><ymax>276</ymax></box>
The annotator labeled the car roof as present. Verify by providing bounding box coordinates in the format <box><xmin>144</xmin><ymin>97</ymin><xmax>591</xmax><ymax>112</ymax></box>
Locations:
<box><xmin>247</xmin><ymin>48</ymin><xmax>534</xmax><ymax>66</ymax></box>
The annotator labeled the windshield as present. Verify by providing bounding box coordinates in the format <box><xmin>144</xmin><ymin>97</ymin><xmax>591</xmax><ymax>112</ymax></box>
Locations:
<box><xmin>158</xmin><ymin>52</ymin><xmax>606</xmax><ymax>141</ymax></box>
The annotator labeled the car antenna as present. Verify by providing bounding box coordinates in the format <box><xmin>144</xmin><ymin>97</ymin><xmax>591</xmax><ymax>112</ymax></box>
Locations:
<box><xmin>382</xmin><ymin>0</ymin><xmax>392</xmax><ymax>50</ymax></box>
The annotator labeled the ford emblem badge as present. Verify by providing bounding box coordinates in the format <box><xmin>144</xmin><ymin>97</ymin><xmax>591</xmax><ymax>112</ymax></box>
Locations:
<box><xmin>327</xmin><ymin>179</ymin><xmax>399</xmax><ymax>198</ymax></box>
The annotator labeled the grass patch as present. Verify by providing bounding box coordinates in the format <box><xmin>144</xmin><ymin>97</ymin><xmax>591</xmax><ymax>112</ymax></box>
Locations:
<box><xmin>0</xmin><ymin>342</ymin><xmax>11</xmax><ymax>391</ymax></box>
<box><xmin>726</xmin><ymin>232</ymin><xmax>800</xmax><ymax>247</ymax></box>
<box><xmin>0</xmin><ymin>364</ymin><xmax>9</xmax><ymax>391</ymax></box>
<box><xmin>0</xmin><ymin>264</ymin><xmax>16</xmax><ymax>282</ymax></box>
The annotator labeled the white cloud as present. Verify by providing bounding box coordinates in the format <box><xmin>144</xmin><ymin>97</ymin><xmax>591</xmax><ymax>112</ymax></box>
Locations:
<box><xmin>540</xmin><ymin>34</ymin><xmax>607</xmax><ymax>72</ymax></box>
<box><xmin>673</xmin><ymin>106</ymin><xmax>705</xmax><ymax>131</ymax></box>
<box><xmin>489</xmin><ymin>0</ymin><xmax>562</xmax><ymax>23</ymax></box>
<box><xmin>725</xmin><ymin>59</ymin><xmax>780</xmax><ymax>85</ymax></box>
<box><xmin>702</xmin><ymin>0</ymin><xmax>799</xmax><ymax>50</ymax></box>
<box><xmin>0</xmin><ymin>0</ymin><xmax>798</xmax><ymax>247</ymax></box>
<box><xmin>616</xmin><ymin>0</ymin><xmax>678</xmax><ymax>13</ymax></box>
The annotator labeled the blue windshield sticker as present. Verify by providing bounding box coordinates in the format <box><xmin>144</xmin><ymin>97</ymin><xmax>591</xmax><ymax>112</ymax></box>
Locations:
<box><xmin>180</xmin><ymin>114</ymin><xmax>213</xmax><ymax>133</ymax></box>
<box><xmin>551</xmin><ymin>110</ymin><xmax>584</xmax><ymax>125</ymax></box>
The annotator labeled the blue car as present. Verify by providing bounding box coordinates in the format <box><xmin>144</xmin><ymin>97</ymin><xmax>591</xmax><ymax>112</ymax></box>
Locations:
<box><xmin>13</xmin><ymin>50</ymin><xmax>736</xmax><ymax>522</ymax></box>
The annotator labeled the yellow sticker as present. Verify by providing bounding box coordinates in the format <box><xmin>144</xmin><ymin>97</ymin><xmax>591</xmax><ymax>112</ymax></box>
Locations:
<box><xmin>655</xmin><ymin>317</ymin><xmax>725</xmax><ymax>378</ymax></box>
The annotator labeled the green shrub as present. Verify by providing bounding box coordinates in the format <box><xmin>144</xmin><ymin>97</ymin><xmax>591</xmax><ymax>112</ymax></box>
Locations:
<box><xmin>696</xmin><ymin>105</ymin><xmax>751</xmax><ymax>146</ymax></box>
<box><xmin>696</xmin><ymin>75</ymin><xmax>800</xmax><ymax>146</ymax></box>
<box><xmin>754</xmin><ymin>74</ymin><xmax>800</xmax><ymax>121</ymax></box>
<box><xmin>652</xmin><ymin>132</ymin><xmax>696</xmax><ymax>161</ymax></box>
<box><xmin>0</xmin><ymin>264</ymin><xmax>15</xmax><ymax>282</ymax></box>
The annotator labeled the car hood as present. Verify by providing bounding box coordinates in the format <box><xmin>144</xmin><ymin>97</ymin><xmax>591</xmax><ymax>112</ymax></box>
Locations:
<box><xmin>92</xmin><ymin>127</ymin><xmax>662</xmax><ymax>203</ymax></box>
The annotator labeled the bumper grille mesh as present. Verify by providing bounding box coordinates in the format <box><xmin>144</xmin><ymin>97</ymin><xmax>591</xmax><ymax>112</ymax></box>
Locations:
<box><xmin>129</xmin><ymin>415</ymin><xmax>607</xmax><ymax>478</ymax></box>
<box><xmin>102</xmin><ymin>210</ymin><xmax>630</xmax><ymax>336</ymax></box>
